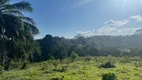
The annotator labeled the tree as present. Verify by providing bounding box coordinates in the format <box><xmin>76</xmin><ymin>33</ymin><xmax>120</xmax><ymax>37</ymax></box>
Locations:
<box><xmin>102</xmin><ymin>73</ymin><xmax>117</xmax><ymax>80</ymax></box>
<box><xmin>0</xmin><ymin>0</ymin><xmax>39</xmax><ymax>38</ymax></box>
<box><xmin>0</xmin><ymin>0</ymin><xmax>40</xmax><ymax>69</ymax></box>
<box><xmin>70</xmin><ymin>52</ymin><xmax>79</xmax><ymax>62</ymax></box>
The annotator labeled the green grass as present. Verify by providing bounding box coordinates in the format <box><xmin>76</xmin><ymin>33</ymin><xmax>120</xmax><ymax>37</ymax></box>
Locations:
<box><xmin>0</xmin><ymin>56</ymin><xmax>142</xmax><ymax>80</ymax></box>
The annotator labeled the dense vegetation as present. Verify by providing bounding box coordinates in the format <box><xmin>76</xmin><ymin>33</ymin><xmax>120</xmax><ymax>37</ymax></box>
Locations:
<box><xmin>0</xmin><ymin>56</ymin><xmax>142</xmax><ymax>80</ymax></box>
<box><xmin>35</xmin><ymin>33</ymin><xmax>142</xmax><ymax>62</ymax></box>
<box><xmin>0</xmin><ymin>0</ymin><xmax>142</xmax><ymax>80</ymax></box>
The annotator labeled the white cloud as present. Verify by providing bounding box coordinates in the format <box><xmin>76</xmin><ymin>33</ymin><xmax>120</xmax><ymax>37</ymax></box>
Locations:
<box><xmin>77</xmin><ymin>26</ymin><xmax>140</xmax><ymax>36</ymax></box>
<box><xmin>116</xmin><ymin>28</ymin><xmax>140</xmax><ymax>35</ymax></box>
<box><xmin>96</xmin><ymin>26</ymin><xmax>117</xmax><ymax>34</ymax></box>
<box><xmin>105</xmin><ymin>19</ymin><xmax>129</xmax><ymax>27</ymax></box>
<box><xmin>77</xmin><ymin>31</ymin><xmax>94</xmax><ymax>36</ymax></box>
<box><xmin>94</xmin><ymin>26</ymin><xmax>140</xmax><ymax>35</ymax></box>
<box><xmin>77</xmin><ymin>15</ymin><xmax>142</xmax><ymax>37</ymax></box>
<box><xmin>105</xmin><ymin>15</ymin><xmax>142</xmax><ymax>27</ymax></box>
<box><xmin>130</xmin><ymin>15</ymin><xmax>142</xmax><ymax>22</ymax></box>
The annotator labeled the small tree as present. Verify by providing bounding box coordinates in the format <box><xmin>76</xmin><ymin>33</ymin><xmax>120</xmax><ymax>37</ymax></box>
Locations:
<box><xmin>70</xmin><ymin>52</ymin><xmax>79</xmax><ymax>62</ymax></box>
<box><xmin>102</xmin><ymin>73</ymin><xmax>117</xmax><ymax>80</ymax></box>
<box><xmin>99</xmin><ymin>61</ymin><xmax>116</xmax><ymax>68</ymax></box>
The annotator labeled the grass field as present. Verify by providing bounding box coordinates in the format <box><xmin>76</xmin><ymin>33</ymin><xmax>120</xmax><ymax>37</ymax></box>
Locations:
<box><xmin>0</xmin><ymin>56</ymin><xmax>142</xmax><ymax>80</ymax></box>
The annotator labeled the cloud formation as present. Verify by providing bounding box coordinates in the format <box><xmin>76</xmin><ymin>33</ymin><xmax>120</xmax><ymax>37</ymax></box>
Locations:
<box><xmin>105</xmin><ymin>19</ymin><xmax>129</xmax><ymax>27</ymax></box>
<box><xmin>77</xmin><ymin>15</ymin><xmax>142</xmax><ymax>36</ymax></box>
<box><xmin>96</xmin><ymin>26</ymin><xmax>139</xmax><ymax>35</ymax></box>
<box><xmin>130</xmin><ymin>15</ymin><xmax>142</xmax><ymax>22</ymax></box>
<box><xmin>77</xmin><ymin>27</ymin><xmax>140</xmax><ymax>37</ymax></box>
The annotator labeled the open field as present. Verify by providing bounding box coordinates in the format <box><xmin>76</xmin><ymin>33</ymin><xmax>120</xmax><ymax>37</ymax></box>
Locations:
<box><xmin>0</xmin><ymin>56</ymin><xmax>142</xmax><ymax>80</ymax></box>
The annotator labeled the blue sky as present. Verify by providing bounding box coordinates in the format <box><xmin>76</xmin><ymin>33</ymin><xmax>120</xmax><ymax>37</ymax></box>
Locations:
<box><xmin>11</xmin><ymin>0</ymin><xmax>142</xmax><ymax>39</ymax></box>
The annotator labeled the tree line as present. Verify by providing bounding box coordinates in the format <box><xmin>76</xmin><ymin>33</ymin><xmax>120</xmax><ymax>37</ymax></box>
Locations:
<box><xmin>34</xmin><ymin>33</ymin><xmax>142</xmax><ymax>62</ymax></box>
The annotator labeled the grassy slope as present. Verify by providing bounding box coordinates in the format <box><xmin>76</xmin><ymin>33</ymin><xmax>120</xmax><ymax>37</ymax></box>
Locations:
<box><xmin>0</xmin><ymin>57</ymin><xmax>142</xmax><ymax>80</ymax></box>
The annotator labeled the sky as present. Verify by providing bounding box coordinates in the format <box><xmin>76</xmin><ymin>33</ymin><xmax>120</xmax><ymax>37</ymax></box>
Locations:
<box><xmin>11</xmin><ymin>0</ymin><xmax>142</xmax><ymax>39</ymax></box>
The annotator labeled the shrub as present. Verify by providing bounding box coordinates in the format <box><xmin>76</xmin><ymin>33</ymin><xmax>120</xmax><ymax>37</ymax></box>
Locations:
<box><xmin>70</xmin><ymin>52</ymin><xmax>79</xmax><ymax>62</ymax></box>
<box><xmin>102</xmin><ymin>73</ymin><xmax>117</xmax><ymax>80</ymax></box>
<box><xmin>99</xmin><ymin>61</ymin><xmax>116</xmax><ymax>68</ymax></box>
<box><xmin>120</xmin><ymin>57</ymin><xmax>131</xmax><ymax>63</ymax></box>
<box><xmin>84</xmin><ymin>57</ymin><xmax>91</xmax><ymax>62</ymax></box>
<box><xmin>53</xmin><ymin>66</ymin><xmax>68</xmax><ymax>72</ymax></box>
<box><xmin>0</xmin><ymin>66</ymin><xmax>4</xmax><ymax>75</ymax></box>
<box><xmin>50</xmin><ymin>76</ymin><xmax>66</xmax><ymax>80</ymax></box>
<box><xmin>53</xmin><ymin>61</ymin><xmax>58</xmax><ymax>68</ymax></box>
<box><xmin>60</xmin><ymin>66</ymin><xmax>68</xmax><ymax>72</ymax></box>
<box><xmin>51</xmin><ymin>77</ymin><xmax>63</xmax><ymax>80</ymax></box>
<box><xmin>20</xmin><ymin>62</ymin><xmax>27</xmax><ymax>70</ymax></box>
<box><xmin>9</xmin><ymin>61</ymin><xmax>22</xmax><ymax>70</ymax></box>
<box><xmin>51</xmin><ymin>78</ymin><xmax>60</xmax><ymax>80</ymax></box>
<box><xmin>0</xmin><ymin>66</ymin><xmax>3</xmax><ymax>71</ymax></box>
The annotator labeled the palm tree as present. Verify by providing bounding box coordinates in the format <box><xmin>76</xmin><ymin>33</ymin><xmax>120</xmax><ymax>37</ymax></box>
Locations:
<box><xmin>0</xmin><ymin>0</ymin><xmax>39</xmax><ymax>38</ymax></box>
<box><xmin>0</xmin><ymin>0</ymin><xmax>40</xmax><ymax>69</ymax></box>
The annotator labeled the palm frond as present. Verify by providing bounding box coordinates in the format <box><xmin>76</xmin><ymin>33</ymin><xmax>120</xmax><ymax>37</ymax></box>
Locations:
<box><xmin>2</xmin><ymin>10</ymin><xmax>24</xmax><ymax>17</ymax></box>
<box><xmin>0</xmin><ymin>1</ymin><xmax>39</xmax><ymax>38</ymax></box>
<box><xmin>0</xmin><ymin>0</ymin><xmax>9</xmax><ymax>6</ymax></box>
<box><xmin>3</xmin><ymin>1</ymin><xmax>33</xmax><ymax>12</ymax></box>
<box><xmin>2</xmin><ymin>14</ymin><xmax>24</xmax><ymax>36</ymax></box>
<box><xmin>20</xmin><ymin>17</ymin><xmax>35</xmax><ymax>25</ymax></box>
<box><xmin>24</xmin><ymin>22</ymin><xmax>39</xmax><ymax>35</ymax></box>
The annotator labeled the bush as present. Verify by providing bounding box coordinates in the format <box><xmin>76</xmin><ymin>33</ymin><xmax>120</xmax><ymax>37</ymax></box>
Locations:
<box><xmin>70</xmin><ymin>52</ymin><xmax>79</xmax><ymax>61</ymax></box>
<box><xmin>0</xmin><ymin>66</ymin><xmax>4</xmax><ymax>75</ymax></box>
<box><xmin>84</xmin><ymin>57</ymin><xmax>91</xmax><ymax>62</ymax></box>
<box><xmin>53</xmin><ymin>66</ymin><xmax>68</xmax><ymax>72</ymax></box>
<box><xmin>51</xmin><ymin>78</ymin><xmax>60</xmax><ymax>80</ymax></box>
<box><xmin>60</xmin><ymin>66</ymin><xmax>68</xmax><ymax>72</ymax></box>
<box><xmin>120</xmin><ymin>57</ymin><xmax>131</xmax><ymax>63</ymax></box>
<box><xmin>50</xmin><ymin>75</ymin><xmax>66</xmax><ymax>80</ymax></box>
<box><xmin>20</xmin><ymin>62</ymin><xmax>27</xmax><ymax>70</ymax></box>
<box><xmin>99</xmin><ymin>61</ymin><xmax>116</xmax><ymax>68</ymax></box>
<box><xmin>102</xmin><ymin>73</ymin><xmax>117</xmax><ymax>80</ymax></box>
<box><xmin>0</xmin><ymin>66</ymin><xmax>3</xmax><ymax>71</ymax></box>
<box><xmin>51</xmin><ymin>77</ymin><xmax>63</xmax><ymax>80</ymax></box>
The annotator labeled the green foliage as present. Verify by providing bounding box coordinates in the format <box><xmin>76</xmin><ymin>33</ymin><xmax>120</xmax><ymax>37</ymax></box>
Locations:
<box><xmin>70</xmin><ymin>52</ymin><xmax>79</xmax><ymax>61</ymax></box>
<box><xmin>9</xmin><ymin>62</ymin><xmax>22</xmax><ymax>70</ymax></box>
<box><xmin>102</xmin><ymin>73</ymin><xmax>117</xmax><ymax>80</ymax></box>
<box><xmin>36</xmin><ymin>34</ymin><xmax>142</xmax><ymax>62</ymax></box>
<box><xmin>50</xmin><ymin>78</ymin><xmax>61</xmax><ymax>80</ymax></box>
<box><xmin>0</xmin><ymin>0</ymin><xmax>142</xmax><ymax>77</ymax></box>
<box><xmin>0</xmin><ymin>66</ymin><xmax>3</xmax><ymax>75</ymax></box>
<box><xmin>0</xmin><ymin>0</ymin><xmax>40</xmax><ymax>70</ymax></box>
<box><xmin>0</xmin><ymin>66</ymin><xmax>4</xmax><ymax>71</ymax></box>
<box><xmin>0</xmin><ymin>57</ymin><xmax>141</xmax><ymax>80</ymax></box>
<box><xmin>53</xmin><ymin>66</ymin><xmax>68</xmax><ymax>72</ymax></box>
<box><xmin>60</xmin><ymin>66</ymin><xmax>68</xmax><ymax>72</ymax></box>
<box><xmin>99</xmin><ymin>61</ymin><xmax>116</xmax><ymax>68</ymax></box>
<box><xmin>50</xmin><ymin>76</ymin><xmax>64</xmax><ymax>80</ymax></box>
<box><xmin>120</xmin><ymin>56</ymin><xmax>131</xmax><ymax>63</ymax></box>
<box><xmin>20</xmin><ymin>62</ymin><xmax>27</xmax><ymax>70</ymax></box>
<box><xmin>84</xmin><ymin>57</ymin><xmax>91</xmax><ymax>62</ymax></box>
